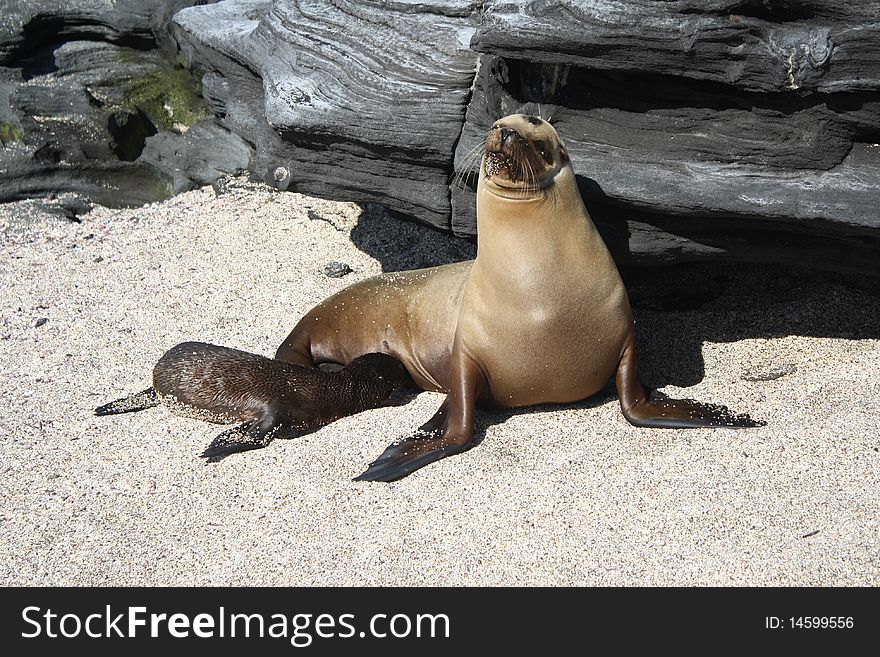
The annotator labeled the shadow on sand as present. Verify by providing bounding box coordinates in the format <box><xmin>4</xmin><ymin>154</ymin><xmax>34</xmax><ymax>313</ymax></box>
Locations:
<box><xmin>348</xmin><ymin>201</ymin><xmax>879</xmax><ymax>400</ymax></box>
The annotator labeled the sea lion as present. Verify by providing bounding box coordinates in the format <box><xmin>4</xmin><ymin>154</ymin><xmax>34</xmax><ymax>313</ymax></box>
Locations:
<box><xmin>275</xmin><ymin>113</ymin><xmax>763</xmax><ymax>481</ymax></box>
<box><xmin>94</xmin><ymin>342</ymin><xmax>410</xmax><ymax>460</ymax></box>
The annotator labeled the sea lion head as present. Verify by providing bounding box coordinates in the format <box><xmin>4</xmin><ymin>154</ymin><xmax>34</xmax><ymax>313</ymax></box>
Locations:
<box><xmin>481</xmin><ymin>113</ymin><xmax>570</xmax><ymax>194</ymax></box>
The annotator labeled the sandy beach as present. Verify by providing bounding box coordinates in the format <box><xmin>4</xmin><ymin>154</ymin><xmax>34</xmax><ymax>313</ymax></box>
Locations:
<box><xmin>1</xmin><ymin>178</ymin><xmax>877</xmax><ymax>586</ymax></box>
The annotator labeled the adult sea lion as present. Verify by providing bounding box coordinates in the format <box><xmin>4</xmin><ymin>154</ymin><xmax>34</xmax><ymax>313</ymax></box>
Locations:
<box><xmin>95</xmin><ymin>342</ymin><xmax>410</xmax><ymax>460</ymax></box>
<box><xmin>275</xmin><ymin>113</ymin><xmax>763</xmax><ymax>482</ymax></box>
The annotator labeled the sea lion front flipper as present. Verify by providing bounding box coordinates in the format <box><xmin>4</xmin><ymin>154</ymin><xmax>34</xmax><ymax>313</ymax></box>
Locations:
<box><xmin>200</xmin><ymin>403</ymin><xmax>297</xmax><ymax>462</ymax></box>
<box><xmin>201</xmin><ymin>421</ymin><xmax>275</xmax><ymax>462</ymax></box>
<box><xmin>615</xmin><ymin>335</ymin><xmax>765</xmax><ymax>429</ymax></box>
<box><xmin>354</xmin><ymin>349</ymin><xmax>484</xmax><ymax>482</ymax></box>
<box><xmin>352</xmin><ymin>427</ymin><xmax>469</xmax><ymax>482</ymax></box>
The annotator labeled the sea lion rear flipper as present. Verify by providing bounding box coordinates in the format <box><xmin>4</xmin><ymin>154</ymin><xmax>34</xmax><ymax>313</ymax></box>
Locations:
<box><xmin>624</xmin><ymin>389</ymin><xmax>765</xmax><ymax>428</ymax></box>
<box><xmin>94</xmin><ymin>388</ymin><xmax>159</xmax><ymax>416</ymax></box>
<box><xmin>615</xmin><ymin>337</ymin><xmax>765</xmax><ymax>429</ymax></box>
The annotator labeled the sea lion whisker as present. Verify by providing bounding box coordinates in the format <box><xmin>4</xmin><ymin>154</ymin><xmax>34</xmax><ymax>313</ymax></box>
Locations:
<box><xmin>458</xmin><ymin>139</ymin><xmax>486</xmax><ymax>175</ymax></box>
<box><xmin>518</xmin><ymin>157</ymin><xmax>529</xmax><ymax>198</ymax></box>
<box><xmin>453</xmin><ymin>141</ymin><xmax>478</xmax><ymax>176</ymax></box>
<box><xmin>452</xmin><ymin>149</ymin><xmax>476</xmax><ymax>189</ymax></box>
<box><xmin>465</xmin><ymin>142</ymin><xmax>488</xmax><ymax>185</ymax></box>
<box><xmin>519</xmin><ymin>152</ymin><xmax>537</xmax><ymax>197</ymax></box>
<box><xmin>452</xmin><ymin>139</ymin><xmax>487</xmax><ymax>189</ymax></box>
<box><xmin>527</xmin><ymin>155</ymin><xmax>539</xmax><ymax>192</ymax></box>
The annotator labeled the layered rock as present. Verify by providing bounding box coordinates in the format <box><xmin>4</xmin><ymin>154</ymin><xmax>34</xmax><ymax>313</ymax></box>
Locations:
<box><xmin>174</xmin><ymin>0</ymin><xmax>481</xmax><ymax>230</ymax></box>
<box><xmin>0</xmin><ymin>0</ymin><xmax>251</xmax><ymax>207</ymax></box>
<box><xmin>3</xmin><ymin>0</ymin><xmax>879</xmax><ymax>271</ymax></box>
<box><xmin>473</xmin><ymin>0</ymin><xmax>880</xmax><ymax>94</ymax></box>
<box><xmin>453</xmin><ymin>54</ymin><xmax>880</xmax><ymax>271</ymax></box>
<box><xmin>172</xmin><ymin>0</ymin><xmax>880</xmax><ymax>271</ymax></box>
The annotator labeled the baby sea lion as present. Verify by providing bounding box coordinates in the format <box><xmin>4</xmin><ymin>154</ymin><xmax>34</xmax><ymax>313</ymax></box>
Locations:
<box><xmin>275</xmin><ymin>113</ymin><xmax>763</xmax><ymax>482</ymax></box>
<box><xmin>95</xmin><ymin>342</ymin><xmax>411</xmax><ymax>460</ymax></box>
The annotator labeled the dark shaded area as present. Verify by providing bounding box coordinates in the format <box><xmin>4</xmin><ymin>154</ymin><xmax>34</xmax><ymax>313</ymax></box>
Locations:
<box><xmin>15</xmin><ymin>42</ymin><xmax>60</xmax><ymax>81</ymax></box>
<box><xmin>8</xmin><ymin>15</ymin><xmax>157</xmax><ymax>64</ymax></box>
<box><xmin>350</xmin><ymin>206</ymin><xmax>880</xmax><ymax>396</ymax></box>
<box><xmin>577</xmin><ymin>175</ymin><xmax>880</xmax><ymax>276</ymax></box>
<box><xmin>722</xmin><ymin>0</ymin><xmax>821</xmax><ymax>21</ymax></box>
<box><xmin>350</xmin><ymin>204</ymin><xmax>475</xmax><ymax>273</ymax></box>
<box><xmin>625</xmin><ymin>260</ymin><xmax>880</xmax><ymax>389</ymax></box>
<box><xmin>108</xmin><ymin>109</ymin><xmax>158</xmax><ymax>161</ymax></box>
<box><xmin>32</xmin><ymin>143</ymin><xmax>62</xmax><ymax>164</ymax></box>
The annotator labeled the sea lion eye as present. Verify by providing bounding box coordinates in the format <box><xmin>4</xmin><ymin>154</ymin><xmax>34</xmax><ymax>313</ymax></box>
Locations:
<box><xmin>534</xmin><ymin>140</ymin><xmax>553</xmax><ymax>164</ymax></box>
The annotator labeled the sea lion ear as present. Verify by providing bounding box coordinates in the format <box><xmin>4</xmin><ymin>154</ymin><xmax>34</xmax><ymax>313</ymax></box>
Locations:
<box><xmin>558</xmin><ymin>146</ymin><xmax>569</xmax><ymax>164</ymax></box>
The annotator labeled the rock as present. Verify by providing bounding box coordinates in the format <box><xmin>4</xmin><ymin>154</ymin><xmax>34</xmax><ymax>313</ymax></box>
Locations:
<box><xmin>0</xmin><ymin>0</ymin><xmax>248</xmax><ymax>207</ymax></box>
<box><xmin>174</xmin><ymin>0</ymin><xmax>481</xmax><ymax>231</ymax></box>
<box><xmin>452</xmin><ymin>54</ymin><xmax>880</xmax><ymax>272</ymax></box>
<box><xmin>2</xmin><ymin>40</ymin><xmax>179</xmax><ymax>206</ymax></box>
<box><xmin>322</xmin><ymin>261</ymin><xmax>354</xmax><ymax>278</ymax></box>
<box><xmin>47</xmin><ymin>194</ymin><xmax>94</xmax><ymax>222</ymax></box>
<box><xmin>742</xmin><ymin>363</ymin><xmax>798</xmax><ymax>382</ymax></box>
<box><xmin>172</xmin><ymin>0</ymin><xmax>880</xmax><ymax>272</ymax></box>
<box><xmin>139</xmin><ymin>120</ymin><xmax>252</xmax><ymax>194</ymax></box>
<box><xmin>3</xmin><ymin>0</ymin><xmax>880</xmax><ymax>273</ymax></box>
<box><xmin>472</xmin><ymin>1</ymin><xmax>880</xmax><ymax>94</ymax></box>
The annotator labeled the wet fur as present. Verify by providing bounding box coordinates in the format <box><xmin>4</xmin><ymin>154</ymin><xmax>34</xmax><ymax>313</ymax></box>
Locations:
<box><xmin>95</xmin><ymin>342</ymin><xmax>411</xmax><ymax>460</ymax></box>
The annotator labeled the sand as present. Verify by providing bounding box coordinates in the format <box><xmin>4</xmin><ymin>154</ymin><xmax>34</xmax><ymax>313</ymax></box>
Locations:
<box><xmin>1</xmin><ymin>178</ymin><xmax>877</xmax><ymax>586</ymax></box>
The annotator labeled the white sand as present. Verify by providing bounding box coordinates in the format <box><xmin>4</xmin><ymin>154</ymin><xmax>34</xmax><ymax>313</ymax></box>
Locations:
<box><xmin>1</xmin><ymin>178</ymin><xmax>877</xmax><ymax>586</ymax></box>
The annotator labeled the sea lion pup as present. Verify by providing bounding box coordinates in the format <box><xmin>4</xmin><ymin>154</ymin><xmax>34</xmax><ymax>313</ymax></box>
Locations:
<box><xmin>95</xmin><ymin>342</ymin><xmax>410</xmax><ymax>460</ymax></box>
<box><xmin>275</xmin><ymin>113</ymin><xmax>763</xmax><ymax>482</ymax></box>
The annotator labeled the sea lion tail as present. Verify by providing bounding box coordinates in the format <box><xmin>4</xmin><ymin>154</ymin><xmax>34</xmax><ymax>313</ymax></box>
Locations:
<box><xmin>94</xmin><ymin>388</ymin><xmax>159</xmax><ymax>416</ymax></box>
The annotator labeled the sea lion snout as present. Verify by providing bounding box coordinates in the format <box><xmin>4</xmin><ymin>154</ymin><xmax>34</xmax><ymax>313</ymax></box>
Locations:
<box><xmin>485</xmin><ymin>123</ymin><xmax>522</xmax><ymax>155</ymax></box>
<box><xmin>482</xmin><ymin>115</ymin><xmax>563</xmax><ymax>189</ymax></box>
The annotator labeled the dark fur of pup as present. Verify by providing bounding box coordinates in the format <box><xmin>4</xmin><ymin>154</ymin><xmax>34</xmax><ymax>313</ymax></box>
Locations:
<box><xmin>95</xmin><ymin>342</ymin><xmax>411</xmax><ymax>460</ymax></box>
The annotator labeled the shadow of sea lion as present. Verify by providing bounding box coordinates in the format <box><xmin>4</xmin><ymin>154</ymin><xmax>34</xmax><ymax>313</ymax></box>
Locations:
<box><xmin>349</xmin><ymin>204</ymin><xmax>880</xmax><ymax>392</ymax></box>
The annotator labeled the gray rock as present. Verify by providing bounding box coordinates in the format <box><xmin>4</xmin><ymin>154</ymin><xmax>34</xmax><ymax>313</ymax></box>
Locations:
<box><xmin>1</xmin><ymin>41</ymin><xmax>175</xmax><ymax>205</ymax></box>
<box><xmin>139</xmin><ymin>120</ymin><xmax>253</xmax><ymax>194</ymax></box>
<box><xmin>452</xmin><ymin>54</ymin><xmax>880</xmax><ymax>271</ymax></box>
<box><xmin>0</xmin><ymin>0</ymin><xmax>247</xmax><ymax>207</ymax></box>
<box><xmin>174</xmin><ymin>0</ymin><xmax>482</xmax><ymax>230</ymax></box>
<box><xmin>3</xmin><ymin>0</ymin><xmax>879</xmax><ymax>272</ymax></box>
<box><xmin>322</xmin><ymin>261</ymin><xmax>354</xmax><ymax>278</ymax></box>
<box><xmin>472</xmin><ymin>1</ymin><xmax>880</xmax><ymax>94</ymax></box>
<box><xmin>172</xmin><ymin>0</ymin><xmax>880</xmax><ymax>272</ymax></box>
